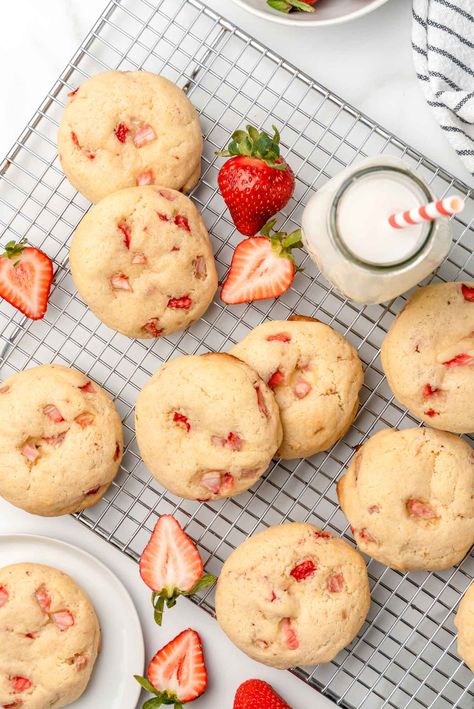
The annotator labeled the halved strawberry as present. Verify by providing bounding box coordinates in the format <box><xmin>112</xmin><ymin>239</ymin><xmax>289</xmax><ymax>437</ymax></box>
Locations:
<box><xmin>139</xmin><ymin>515</ymin><xmax>216</xmax><ymax>626</ymax></box>
<box><xmin>0</xmin><ymin>239</ymin><xmax>53</xmax><ymax>319</ymax></box>
<box><xmin>135</xmin><ymin>629</ymin><xmax>207</xmax><ymax>708</ymax></box>
<box><xmin>221</xmin><ymin>220</ymin><xmax>302</xmax><ymax>304</ymax></box>
<box><xmin>217</xmin><ymin>125</ymin><xmax>295</xmax><ymax>236</ymax></box>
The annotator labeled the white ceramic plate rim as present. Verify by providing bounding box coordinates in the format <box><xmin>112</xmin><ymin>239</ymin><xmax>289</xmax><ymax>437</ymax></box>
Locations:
<box><xmin>0</xmin><ymin>533</ymin><xmax>145</xmax><ymax>709</ymax></box>
<box><xmin>228</xmin><ymin>0</ymin><xmax>390</xmax><ymax>27</ymax></box>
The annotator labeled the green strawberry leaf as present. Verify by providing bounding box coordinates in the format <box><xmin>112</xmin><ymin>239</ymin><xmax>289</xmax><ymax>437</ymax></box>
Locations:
<box><xmin>151</xmin><ymin>592</ymin><xmax>166</xmax><ymax>626</ymax></box>
<box><xmin>187</xmin><ymin>573</ymin><xmax>217</xmax><ymax>595</ymax></box>
<box><xmin>267</xmin><ymin>0</ymin><xmax>292</xmax><ymax>12</ymax></box>
<box><xmin>2</xmin><ymin>238</ymin><xmax>27</xmax><ymax>262</ymax></box>
<box><xmin>267</xmin><ymin>0</ymin><xmax>315</xmax><ymax>11</ymax></box>
<box><xmin>134</xmin><ymin>675</ymin><xmax>159</xmax><ymax>695</ymax></box>
<box><xmin>216</xmin><ymin>124</ymin><xmax>288</xmax><ymax>169</ymax></box>
<box><xmin>143</xmin><ymin>699</ymin><xmax>164</xmax><ymax>709</ymax></box>
<box><xmin>288</xmin><ymin>0</ymin><xmax>316</xmax><ymax>11</ymax></box>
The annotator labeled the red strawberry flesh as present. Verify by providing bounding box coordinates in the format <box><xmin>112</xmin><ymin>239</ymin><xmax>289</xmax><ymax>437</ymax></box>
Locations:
<box><xmin>114</xmin><ymin>122</ymin><xmax>129</xmax><ymax>143</ymax></box>
<box><xmin>461</xmin><ymin>283</ymin><xmax>474</xmax><ymax>301</ymax></box>
<box><xmin>233</xmin><ymin>679</ymin><xmax>292</xmax><ymax>709</ymax></box>
<box><xmin>0</xmin><ymin>242</ymin><xmax>53</xmax><ymax>320</ymax></box>
<box><xmin>146</xmin><ymin>628</ymin><xmax>207</xmax><ymax>703</ymax></box>
<box><xmin>290</xmin><ymin>559</ymin><xmax>317</xmax><ymax>581</ymax></box>
<box><xmin>0</xmin><ymin>585</ymin><xmax>8</xmax><ymax>606</ymax></box>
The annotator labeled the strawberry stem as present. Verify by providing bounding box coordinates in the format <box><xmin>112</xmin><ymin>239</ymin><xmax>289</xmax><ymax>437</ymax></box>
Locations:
<box><xmin>150</xmin><ymin>573</ymin><xmax>217</xmax><ymax>626</ymax></box>
<box><xmin>135</xmin><ymin>676</ymin><xmax>185</xmax><ymax>709</ymax></box>
<box><xmin>2</xmin><ymin>238</ymin><xmax>27</xmax><ymax>266</ymax></box>
<box><xmin>260</xmin><ymin>220</ymin><xmax>303</xmax><ymax>262</ymax></box>
<box><xmin>216</xmin><ymin>125</ymin><xmax>286</xmax><ymax>170</ymax></box>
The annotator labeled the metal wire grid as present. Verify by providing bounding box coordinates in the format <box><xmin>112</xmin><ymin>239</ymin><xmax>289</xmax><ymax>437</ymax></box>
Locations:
<box><xmin>0</xmin><ymin>0</ymin><xmax>473</xmax><ymax>706</ymax></box>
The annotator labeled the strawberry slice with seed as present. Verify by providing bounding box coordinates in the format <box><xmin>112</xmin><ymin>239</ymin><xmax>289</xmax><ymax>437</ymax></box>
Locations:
<box><xmin>290</xmin><ymin>560</ymin><xmax>317</xmax><ymax>581</ymax></box>
<box><xmin>0</xmin><ymin>239</ymin><xmax>53</xmax><ymax>320</ymax></box>
<box><xmin>52</xmin><ymin>610</ymin><xmax>74</xmax><ymax>631</ymax></box>
<box><xmin>201</xmin><ymin>471</ymin><xmax>222</xmax><ymax>494</ymax></box>
<box><xmin>111</xmin><ymin>273</ymin><xmax>131</xmax><ymax>291</ymax></box>
<box><xmin>133</xmin><ymin>124</ymin><xmax>156</xmax><ymax>148</ymax></box>
<box><xmin>173</xmin><ymin>412</ymin><xmax>190</xmax><ymax>432</ymax></box>
<box><xmin>22</xmin><ymin>443</ymin><xmax>39</xmax><ymax>463</ymax></box>
<box><xmin>0</xmin><ymin>585</ymin><xmax>8</xmax><ymax>606</ymax></box>
<box><xmin>43</xmin><ymin>404</ymin><xmax>64</xmax><ymax>423</ymax></box>
<box><xmin>268</xmin><ymin>369</ymin><xmax>284</xmax><ymax>388</ymax></box>
<box><xmin>114</xmin><ymin>122</ymin><xmax>129</xmax><ymax>143</ymax></box>
<box><xmin>226</xmin><ymin>432</ymin><xmax>242</xmax><ymax>451</ymax></box>
<box><xmin>280</xmin><ymin>618</ymin><xmax>299</xmax><ymax>649</ymax></box>
<box><xmin>139</xmin><ymin>515</ymin><xmax>216</xmax><ymax>625</ymax></box>
<box><xmin>266</xmin><ymin>333</ymin><xmax>291</xmax><ymax>342</ymax></box>
<box><xmin>327</xmin><ymin>573</ymin><xmax>344</xmax><ymax>593</ymax></box>
<box><xmin>406</xmin><ymin>499</ymin><xmax>438</xmax><ymax>520</ymax></box>
<box><xmin>461</xmin><ymin>283</ymin><xmax>474</xmax><ymax>302</ymax></box>
<box><xmin>135</xmin><ymin>628</ymin><xmax>207</xmax><ymax>704</ymax></box>
<box><xmin>168</xmin><ymin>296</ymin><xmax>192</xmax><ymax>309</ymax></box>
<box><xmin>35</xmin><ymin>584</ymin><xmax>51</xmax><ymax>612</ymax></box>
<box><xmin>174</xmin><ymin>215</ymin><xmax>191</xmax><ymax>232</ymax></box>
<box><xmin>10</xmin><ymin>677</ymin><xmax>31</xmax><ymax>693</ymax></box>
<box><xmin>137</xmin><ymin>169</ymin><xmax>154</xmax><ymax>186</ymax></box>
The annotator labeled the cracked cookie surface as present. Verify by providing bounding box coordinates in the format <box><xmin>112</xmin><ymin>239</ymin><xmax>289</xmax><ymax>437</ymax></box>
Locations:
<box><xmin>70</xmin><ymin>186</ymin><xmax>217</xmax><ymax>339</ymax></box>
<box><xmin>230</xmin><ymin>316</ymin><xmax>364</xmax><ymax>459</ymax></box>
<box><xmin>0</xmin><ymin>563</ymin><xmax>100</xmax><ymax>709</ymax></box>
<box><xmin>455</xmin><ymin>582</ymin><xmax>474</xmax><ymax>672</ymax></box>
<box><xmin>58</xmin><ymin>70</ymin><xmax>202</xmax><ymax>202</ymax></box>
<box><xmin>135</xmin><ymin>353</ymin><xmax>282</xmax><ymax>500</ymax></box>
<box><xmin>0</xmin><ymin>364</ymin><xmax>123</xmax><ymax>516</ymax></box>
<box><xmin>381</xmin><ymin>282</ymin><xmax>474</xmax><ymax>433</ymax></box>
<box><xmin>337</xmin><ymin>427</ymin><xmax>474</xmax><ymax>571</ymax></box>
<box><xmin>215</xmin><ymin>522</ymin><xmax>370</xmax><ymax>669</ymax></box>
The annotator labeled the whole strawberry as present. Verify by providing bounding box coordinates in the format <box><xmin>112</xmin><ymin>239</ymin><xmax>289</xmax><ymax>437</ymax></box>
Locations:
<box><xmin>217</xmin><ymin>125</ymin><xmax>295</xmax><ymax>236</ymax></box>
<box><xmin>233</xmin><ymin>679</ymin><xmax>292</xmax><ymax>709</ymax></box>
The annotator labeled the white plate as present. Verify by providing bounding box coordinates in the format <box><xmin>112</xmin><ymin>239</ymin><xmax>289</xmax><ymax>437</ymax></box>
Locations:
<box><xmin>0</xmin><ymin>534</ymin><xmax>144</xmax><ymax>709</ymax></box>
<box><xmin>229</xmin><ymin>0</ymin><xmax>390</xmax><ymax>26</ymax></box>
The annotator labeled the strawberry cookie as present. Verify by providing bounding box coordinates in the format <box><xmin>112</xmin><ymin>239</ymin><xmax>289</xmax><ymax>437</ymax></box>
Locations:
<box><xmin>455</xmin><ymin>582</ymin><xmax>474</xmax><ymax>672</ymax></box>
<box><xmin>381</xmin><ymin>281</ymin><xmax>474</xmax><ymax>433</ymax></box>
<box><xmin>0</xmin><ymin>364</ymin><xmax>123</xmax><ymax>516</ymax></box>
<box><xmin>0</xmin><ymin>563</ymin><xmax>100</xmax><ymax>708</ymax></box>
<box><xmin>337</xmin><ymin>427</ymin><xmax>474</xmax><ymax>571</ymax></box>
<box><xmin>230</xmin><ymin>315</ymin><xmax>364</xmax><ymax>459</ymax></box>
<box><xmin>215</xmin><ymin>522</ymin><xmax>370</xmax><ymax>669</ymax></box>
<box><xmin>135</xmin><ymin>353</ymin><xmax>282</xmax><ymax>500</ymax></box>
<box><xmin>69</xmin><ymin>186</ymin><xmax>217</xmax><ymax>339</ymax></box>
<box><xmin>58</xmin><ymin>70</ymin><xmax>202</xmax><ymax>203</ymax></box>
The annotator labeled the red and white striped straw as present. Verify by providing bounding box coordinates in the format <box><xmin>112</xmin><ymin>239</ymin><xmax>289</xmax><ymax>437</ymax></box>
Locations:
<box><xmin>388</xmin><ymin>195</ymin><xmax>465</xmax><ymax>229</ymax></box>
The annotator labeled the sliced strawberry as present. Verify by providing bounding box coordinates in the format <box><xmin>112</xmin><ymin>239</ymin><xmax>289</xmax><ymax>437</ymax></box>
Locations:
<box><xmin>294</xmin><ymin>379</ymin><xmax>311</xmax><ymax>399</ymax></box>
<box><xmin>233</xmin><ymin>679</ymin><xmax>292</xmax><ymax>709</ymax></box>
<box><xmin>168</xmin><ymin>296</ymin><xmax>192</xmax><ymax>309</ymax></box>
<box><xmin>114</xmin><ymin>122</ymin><xmax>129</xmax><ymax>143</ymax></box>
<box><xmin>140</xmin><ymin>516</ymin><xmax>215</xmax><ymax>625</ymax></box>
<box><xmin>52</xmin><ymin>610</ymin><xmax>74</xmax><ymax>631</ymax></box>
<box><xmin>78</xmin><ymin>381</ymin><xmax>95</xmax><ymax>394</ymax></box>
<box><xmin>143</xmin><ymin>319</ymin><xmax>164</xmax><ymax>337</ymax></box>
<box><xmin>43</xmin><ymin>404</ymin><xmax>64</xmax><ymax>423</ymax></box>
<box><xmin>267</xmin><ymin>333</ymin><xmax>291</xmax><ymax>342</ymax></box>
<box><xmin>173</xmin><ymin>412</ymin><xmax>190</xmax><ymax>432</ymax></box>
<box><xmin>0</xmin><ymin>585</ymin><xmax>8</xmax><ymax>606</ymax></box>
<box><xmin>226</xmin><ymin>432</ymin><xmax>242</xmax><ymax>451</ymax></box>
<box><xmin>0</xmin><ymin>239</ymin><xmax>53</xmax><ymax>320</ymax></box>
<box><xmin>290</xmin><ymin>560</ymin><xmax>317</xmax><ymax>581</ymax></box>
<box><xmin>10</xmin><ymin>677</ymin><xmax>31</xmax><ymax>693</ymax></box>
<box><xmin>217</xmin><ymin>125</ymin><xmax>295</xmax><ymax>236</ymax></box>
<box><xmin>461</xmin><ymin>283</ymin><xmax>474</xmax><ymax>302</ymax></box>
<box><xmin>201</xmin><ymin>471</ymin><xmax>222</xmax><ymax>494</ymax></box>
<box><xmin>22</xmin><ymin>442</ymin><xmax>39</xmax><ymax>463</ymax></box>
<box><xmin>193</xmin><ymin>255</ymin><xmax>207</xmax><ymax>280</ymax></box>
<box><xmin>135</xmin><ymin>628</ymin><xmax>207</xmax><ymax>704</ymax></box>
<box><xmin>118</xmin><ymin>222</ymin><xmax>131</xmax><ymax>249</ymax></box>
<box><xmin>75</xmin><ymin>413</ymin><xmax>94</xmax><ymax>428</ymax></box>
<box><xmin>133</xmin><ymin>124</ymin><xmax>156</xmax><ymax>148</ymax></box>
<box><xmin>268</xmin><ymin>369</ymin><xmax>284</xmax><ymax>388</ymax></box>
<box><xmin>137</xmin><ymin>169</ymin><xmax>154</xmax><ymax>186</ymax></box>
<box><xmin>174</xmin><ymin>215</ymin><xmax>190</xmax><ymax>232</ymax></box>
<box><xmin>111</xmin><ymin>273</ymin><xmax>131</xmax><ymax>291</ymax></box>
<box><xmin>255</xmin><ymin>386</ymin><xmax>268</xmax><ymax>416</ymax></box>
<box><xmin>327</xmin><ymin>573</ymin><xmax>344</xmax><ymax>593</ymax></box>
<box><xmin>406</xmin><ymin>499</ymin><xmax>438</xmax><ymax>520</ymax></box>
<box><xmin>443</xmin><ymin>353</ymin><xmax>474</xmax><ymax>367</ymax></box>
<box><xmin>280</xmin><ymin>618</ymin><xmax>299</xmax><ymax>649</ymax></box>
<box><xmin>221</xmin><ymin>221</ymin><xmax>302</xmax><ymax>304</ymax></box>
<box><xmin>158</xmin><ymin>189</ymin><xmax>177</xmax><ymax>201</ymax></box>
<box><xmin>35</xmin><ymin>584</ymin><xmax>51</xmax><ymax>612</ymax></box>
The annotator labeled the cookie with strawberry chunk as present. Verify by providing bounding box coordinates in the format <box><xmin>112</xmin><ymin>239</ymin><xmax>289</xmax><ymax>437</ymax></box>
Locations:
<box><xmin>70</xmin><ymin>186</ymin><xmax>217</xmax><ymax>339</ymax></box>
<box><xmin>455</xmin><ymin>582</ymin><xmax>474</xmax><ymax>672</ymax></box>
<box><xmin>135</xmin><ymin>353</ymin><xmax>282</xmax><ymax>500</ymax></box>
<box><xmin>337</xmin><ymin>427</ymin><xmax>474</xmax><ymax>571</ymax></box>
<box><xmin>0</xmin><ymin>364</ymin><xmax>123</xmax><ymax>516</ymax></box>
<box><xmin>215</xmin><ymin>522</ymin><xmax>370</xmax><ymax>669</ymax></box>
<box><xmin>230</xmin><ymin>316</ymin><xmax>364</xmax><ymax>459</ymax></box>
<box><xmin>0</xmin><ymin>563</ymin><xmax>100</xmax><ymax>708</ymax></box>
<box><xmin>381</xmin><ymin>282</ymin><xmax>474</xmax><ymax>433</ymax></box>
<box><xmin>58</xmin><ymin>70</ymin><xmax>202</xmax><ymax>203</ymax></box>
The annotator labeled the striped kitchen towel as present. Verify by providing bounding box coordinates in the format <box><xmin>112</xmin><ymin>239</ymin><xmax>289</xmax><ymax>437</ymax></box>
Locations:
<box><xmin>412</xmin><ymin>0</ymin><xmax>474</xmax><ymax>174</ymax></box>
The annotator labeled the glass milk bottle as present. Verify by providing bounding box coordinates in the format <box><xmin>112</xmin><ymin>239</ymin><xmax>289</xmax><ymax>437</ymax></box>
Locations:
<box><xmin>301</xmin><ymin>156</ymin><xmax>453</xmax><ymax>304</ymax></box>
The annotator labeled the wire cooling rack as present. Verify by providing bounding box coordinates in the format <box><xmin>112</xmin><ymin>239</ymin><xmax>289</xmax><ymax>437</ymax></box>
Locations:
<box><xmin>0</xmin><ymin>1</ymin><xmax>473</xmax><ymax>707</ymax></box>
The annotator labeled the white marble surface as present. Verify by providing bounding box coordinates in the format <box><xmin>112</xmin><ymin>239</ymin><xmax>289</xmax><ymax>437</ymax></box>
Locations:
<box><xmin>0</xmin><ymin>1</ymin><xmax>472</xmax><ymax>708</ymax></box>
